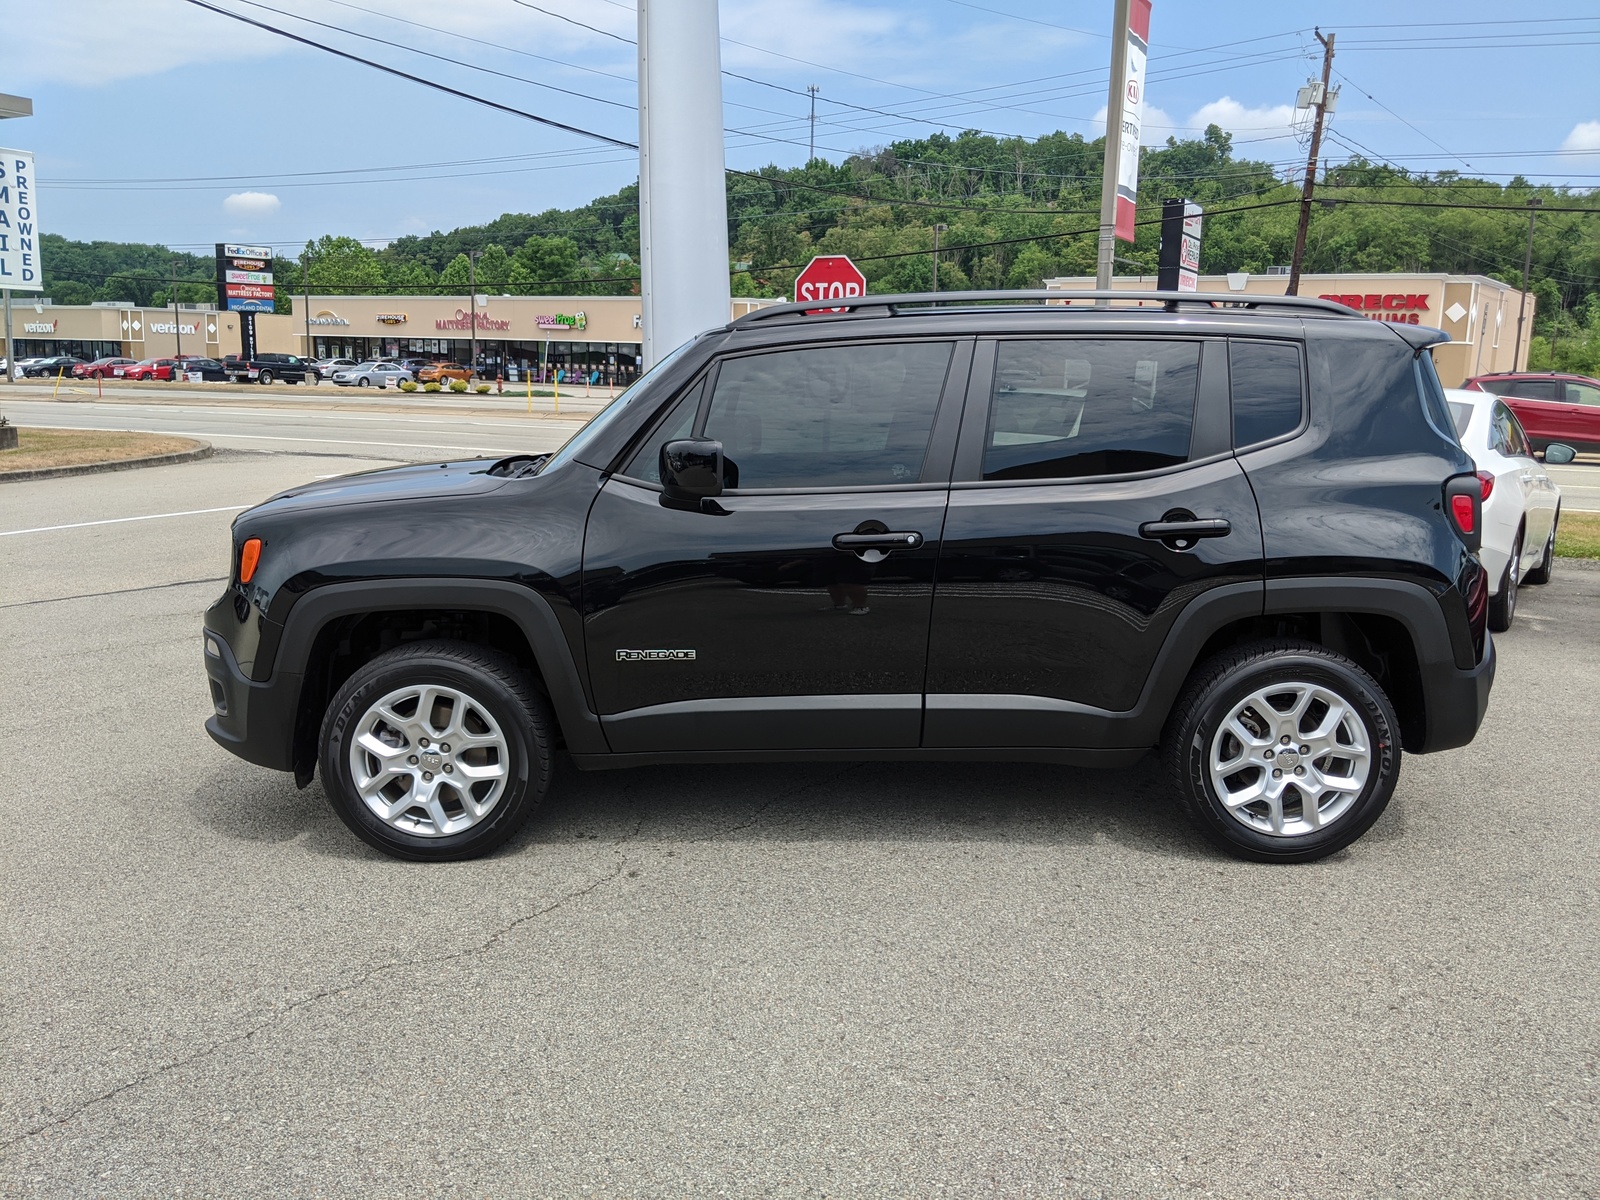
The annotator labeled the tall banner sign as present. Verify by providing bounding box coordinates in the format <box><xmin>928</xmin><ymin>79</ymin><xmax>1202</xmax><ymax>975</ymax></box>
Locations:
<box><xmin>1114</xmin><ymin>0</ymin><xmax>1152</xmax><ymax>242</ymax></box>
<box><xmin>1157</xmin><ymin>199</ymin><xmax>1203</xmax><ymax>292</ymax></box>
<box><xmin>0</xmin><ymin>148</ymin><xmax>43</xmax><ymax>290</ymax></box>
<box><xmin>216</xmin><ymin>242</ymin><xmax>273</xmax><ymax>359</ymax></box>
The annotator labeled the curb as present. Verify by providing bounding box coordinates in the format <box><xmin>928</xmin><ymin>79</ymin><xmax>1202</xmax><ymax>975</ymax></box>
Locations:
<box><xmin>0</xmin><ymin>440</ymin><xmax>213</xmax><ymax>484</ymax></box>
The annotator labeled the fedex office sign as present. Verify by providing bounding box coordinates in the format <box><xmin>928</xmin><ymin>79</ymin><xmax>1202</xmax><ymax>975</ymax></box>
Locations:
<box><xmin>0</xmin><ymin>148</ymin><xmax>43</xmax><ymax>291</ymax></box>
<box><xmin>1320</xmin><ymin>292</ymin><xmax>1431</xmax><ymax>325</ymax></box>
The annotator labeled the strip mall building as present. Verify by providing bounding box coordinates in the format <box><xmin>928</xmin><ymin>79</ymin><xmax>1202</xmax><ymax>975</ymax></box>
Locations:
<box><xmin>1045</xmin><ymin>272</ymin><xmax>1533</xmax><ymax>386</ymax></box>
<box><xmin>13</xmin><ymin>273</ymin><xmax>1530</xmax><ymax>388</ymax></box>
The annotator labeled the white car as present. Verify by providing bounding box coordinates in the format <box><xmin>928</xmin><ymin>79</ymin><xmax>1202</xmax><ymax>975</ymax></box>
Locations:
<box><xmin>331</xmin><ymin>361</ymin><xmax>413</xmax><ymax>388</ymax></box>
<box><xmin>311</xmin><ymin>357</ymin><xmax>357</xmax><ymax>380</ymax></box>
<box><xmin>1446</xmin><ymin>389</ymin><xmax>1572</xmax><ymax>631</ymax></box>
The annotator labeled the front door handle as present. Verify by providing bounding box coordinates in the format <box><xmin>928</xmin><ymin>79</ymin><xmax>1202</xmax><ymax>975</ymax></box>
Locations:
<box><xmin>1139</xmin><ymin>517</ymin><xmax>1232</xmax><ymax>540</ymax></box>
<box><xmin>832</xmin><ymin>530</ymin><xmax>924</xmax><ymax>552</ymax></box>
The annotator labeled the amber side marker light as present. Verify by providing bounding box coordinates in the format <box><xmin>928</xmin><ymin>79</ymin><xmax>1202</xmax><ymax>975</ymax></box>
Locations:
<box><xmin>239</xmin><ymin>538</ymin><xmax>263</xmax><ymax>584</ymax></box>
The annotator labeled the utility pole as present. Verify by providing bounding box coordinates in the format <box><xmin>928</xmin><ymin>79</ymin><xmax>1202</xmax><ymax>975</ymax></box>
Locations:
<box><xmin>170</xmin><ymin>262</ymin><xmax>183</xmax><ymax>360</ymax></box>
<box><xmin>1514</xmin><ymin>196</ymin><xmax>1541</xmax><ymax>369</ymax></box>
<box><xmin>467</xmin><ymin>249</ymin><xmax>482</xmax><ymax>371</ymax></box>
<box><xmin>302</xmin><ymin>248</ymin><xmax>314</xmax><ymax>363</ymax></box>
<box><xmin>931</xmin><ymin>223</ymin><xmax>947</xmax><ymax>294</ymax></box>
<box><xmin>807</xmin><ymin>85</ymin><xmax>819</xmax><ymax>163</ymax></box>
<box><xmin>1287</xmin><ymin>28</ymin><xmax>1335</xmax><ymax>296</ymax></box>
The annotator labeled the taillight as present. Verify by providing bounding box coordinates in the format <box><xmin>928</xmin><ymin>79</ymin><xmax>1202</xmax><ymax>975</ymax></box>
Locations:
<box><xmin>1477</xmin><ymin>470</ymin><xmax>1494</xmax><ymax>500</ymax></box>
<box><xmin>239</xmin><ymin>537</ymin><xmax>262</xmax><ymax>584</ymax></box>
<box><xmin>1443</xmin><ymin>474</ymin><xmax>1482</xmax><ymax>551</ymax></box>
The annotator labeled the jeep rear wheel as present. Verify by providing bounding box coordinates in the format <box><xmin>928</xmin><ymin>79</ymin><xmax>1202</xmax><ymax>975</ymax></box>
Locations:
<box><xmin>1164</xmin><ymin>640</ymin><xmax>1400</xmax><ymax>863</ymax></box>
<box><xmin>319</xmin><ymin>640</ymin><xmax>553</xmax><ymax>860</ymax></box>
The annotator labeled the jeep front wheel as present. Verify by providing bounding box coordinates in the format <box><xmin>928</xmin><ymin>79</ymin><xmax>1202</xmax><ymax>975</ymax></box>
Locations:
<box><xmin>1164</xmin><ymin>640</ymin><xmax>1399</xmax><ymax>863</ymax></box>
<box><xmin>319</xmin><ymin>640</ymin><xmax>554</xmax><ymax>860</ymax></box>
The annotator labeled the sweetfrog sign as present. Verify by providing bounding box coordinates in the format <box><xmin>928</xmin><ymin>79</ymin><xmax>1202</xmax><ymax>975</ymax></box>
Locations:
<box><xmin>0</xmin><ymin>148</ymin><xmax>43</xmax><ymax>290</ymax></box>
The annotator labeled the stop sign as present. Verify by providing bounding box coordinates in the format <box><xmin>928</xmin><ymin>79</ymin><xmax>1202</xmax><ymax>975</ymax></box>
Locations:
<box><xmin>793</xmin><ymin>254</ymin><xmax>866</xmax><ymax>313</ymax></box>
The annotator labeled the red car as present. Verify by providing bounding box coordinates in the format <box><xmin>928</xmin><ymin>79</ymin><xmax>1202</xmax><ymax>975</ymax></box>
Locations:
<box><xmin>72</xmin><ymin>356</ymin><xmax>137</xmax><ymax>379</ymax></box>
<box><xmin>1464</xmin><ymin>371</ymin><xmax>1600</xmax><ymax>454</ymax></box>
<box><xmin>123</xmin><ymin>357</ymin><xmax>185</xmax><ymax>381</ymax></box>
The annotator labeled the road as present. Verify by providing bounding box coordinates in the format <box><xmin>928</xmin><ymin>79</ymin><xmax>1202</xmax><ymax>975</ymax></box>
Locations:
<box><xmin>2</xmin><ymin>453</ymin><xmax>1596</xmax><ymax>1197</ymax></box>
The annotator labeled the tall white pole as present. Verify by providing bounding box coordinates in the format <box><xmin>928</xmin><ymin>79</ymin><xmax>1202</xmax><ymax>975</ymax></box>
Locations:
<box><xmin>1095</xmin><ymin>0</ymin><xmax>1133</xmax><ymax>290</ymax></box>
<box><xmin>637</xmin><ymin>0</ymin><xmax>731</xmax><ymax>369</ymax></box>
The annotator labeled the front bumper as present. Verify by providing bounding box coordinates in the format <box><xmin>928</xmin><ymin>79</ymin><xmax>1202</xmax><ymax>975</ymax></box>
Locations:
<box><xmin>202</xmin><ymin>628</ymin><xmax>301</xmax><ymax>772</ymax></box>
<box><xmin>1418</xmin><ymin>634</ymin><xmax>1496</xmax><ymax>754</ymax></box>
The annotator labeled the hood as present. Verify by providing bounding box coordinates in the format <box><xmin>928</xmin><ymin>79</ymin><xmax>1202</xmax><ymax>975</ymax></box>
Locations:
<box><xmin>244</xmin><ymin>458</ymin><xmax>513</xmax><ymax>520</ymax></box>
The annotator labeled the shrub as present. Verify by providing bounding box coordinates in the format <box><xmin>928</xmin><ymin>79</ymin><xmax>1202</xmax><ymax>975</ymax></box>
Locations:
<box><xmin>423</xmin><ymin>381</ymin><xmax>442</xmax><ymax>393</ymax></box>
<box><xmin>474</xmin><ymin>383</ymin><xmax>491</xmax><ymax>394</ymax></box>
<box><xmin>449</xmin><ymin>378</ymin><xmax>469</xmax><ymax>393</ymax></box>
<box><xmin>398</xmin><ymin>380</ymin><xmax>418</xmax><ymax>392</ymax></box>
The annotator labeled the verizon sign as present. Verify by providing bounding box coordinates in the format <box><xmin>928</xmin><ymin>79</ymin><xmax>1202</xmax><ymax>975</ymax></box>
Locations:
<box><xmin>0</xmin><ymin>148</ymin><xmax>43</xmax><ymax>290</ymax></box>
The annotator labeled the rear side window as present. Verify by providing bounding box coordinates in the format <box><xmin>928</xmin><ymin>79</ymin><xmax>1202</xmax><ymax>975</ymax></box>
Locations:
<box><xmin>1230</xmin><ymin>340</ymin><xmax>1304</xmax><ymax>448</ymax></box>
<box><xmin>1447</xmin><ymin>401</ymin><xmax>1473</xmax><ymax>439</ymax></box>
<box><xmin>982</xmin><ymin>338</ymin><xmax>1200</xmax><ymax>480</ymax></box>
<box><xmin>701</xmin><ymin>341</ymin><xmax>954</xmax><ymax>489</ymax></box>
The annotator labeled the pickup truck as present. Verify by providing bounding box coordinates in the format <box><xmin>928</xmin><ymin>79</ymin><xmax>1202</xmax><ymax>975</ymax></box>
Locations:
<box><xmin>223</xmin><ymin>353</ymin><xmax>315</xmax><ymax>385</ymax></box>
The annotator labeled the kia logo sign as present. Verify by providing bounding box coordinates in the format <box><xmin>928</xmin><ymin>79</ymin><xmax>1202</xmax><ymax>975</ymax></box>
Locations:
<box><xmin>1127</xmin><ymin>80</ymin><xmax>1140</xmax><ymax>103</ymax></box>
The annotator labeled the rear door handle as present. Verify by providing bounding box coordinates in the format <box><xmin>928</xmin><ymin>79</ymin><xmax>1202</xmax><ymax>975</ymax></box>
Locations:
<box><xmin>1139</xmin><ymin>518</ymin><xmax>1232</xmax><ymax>540</ymax></box>
<box><xmin>832</xmin><ymin>531</ymin><xmax>924</xmax><ymax>551</ymax></box>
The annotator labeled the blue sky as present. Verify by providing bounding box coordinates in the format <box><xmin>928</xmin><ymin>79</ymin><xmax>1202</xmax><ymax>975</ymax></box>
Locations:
<box><xmin>9</xmin><ymin>0</ymin><xmax>1599</xmax><ymax>252</ymax></box>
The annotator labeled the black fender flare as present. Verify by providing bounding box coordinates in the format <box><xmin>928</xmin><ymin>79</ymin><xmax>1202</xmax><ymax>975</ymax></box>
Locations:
<box><xmin>275</xmin><ymin>578</ymin><xmax>607</xmax><ymax>756</ymax></box>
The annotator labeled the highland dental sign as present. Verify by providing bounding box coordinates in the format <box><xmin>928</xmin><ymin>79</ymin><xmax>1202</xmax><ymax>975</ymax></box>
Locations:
<box><xmin>0</xmin><ymin>148</ymin><xmax>43</xmax><ymax>290</ymax></box>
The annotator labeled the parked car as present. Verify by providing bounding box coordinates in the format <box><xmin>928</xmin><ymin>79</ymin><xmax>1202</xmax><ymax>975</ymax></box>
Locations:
<box><xmin>310</xmin><ymin>357</ymin><xmax>358</xmax><ymax>381</ymax></box>
<box><xmin>415</xmin><ymin>362</ymin><xmax>474</xmax><ymax>384</ymax></box>
<box><xmin>1445</xmin><ymin>389</ymin><xmax>1569</xmax><ymax>631</ymax></box>
<box><xmin>123</xmin><ymin>357</ymin><xmax>186</xmax><ymax>381</ymax></box>
<box><xmin>204</xmin><ymin>289</ymin><xmax>1496</xmax><ymax>865</ymax></box>
<box><xmin>223</xmin><ymin>353</ymin><xmax>316</xmax><ymax>385</ymax></box>
<box><xmin>177</xmin><ymin>356</ymin><xmax>229</xmax><ymax>382</ymax></box>
<box><xmin>22</xmin><ymin>355</ymin><xmax>86</xmax><ymax>378</ymax></box>
<box><xmin>1464</xmin><ymin>371</ymin><xmax>1600</xmax><ymax>455</ymax></box>
<box><xmin>73</xmin><ymin>357</ymin><xmax>136</xmax><ymax>379</ymax></box>
<box><xmin>331</xmin><ymin>361</ymin><xmax>414</xmax><ymax>388</ymax></box>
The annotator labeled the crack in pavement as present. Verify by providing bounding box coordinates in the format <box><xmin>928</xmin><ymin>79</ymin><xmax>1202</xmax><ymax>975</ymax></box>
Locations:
<box><xmin>0</xmin><ymin>577</ymin><xmax>225</xmax><ymax>610</ymax></box>
<box><xmin>4</xmin><ymin>851</ymin><xmax>635</xmax><ymax>1148</ymax></box>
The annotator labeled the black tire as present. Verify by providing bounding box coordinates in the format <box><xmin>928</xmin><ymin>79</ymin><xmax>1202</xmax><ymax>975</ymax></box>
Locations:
<box><xmin>1488</xmin><ymin>529</ymin><xmax>1521</xmax><ymax>632</ymax></box>
<box><xmin>258</xmin><ymin>369</ymin><xmax>274</xmax><ymax>384</ymax></box>
<box><xmin>1163</xmin><ymin>639</ymin><xmax>1401</xmax><ymax>863</ymax></box>
<box><xmin>1525</xmin><ymin>509</ymin><xmax>1557</xmax><ymax>586</ymax></box>
<box><xmin>318</xmin><ymin>639</ymin><xmax>554</xmax><ymax>861</ymax></box>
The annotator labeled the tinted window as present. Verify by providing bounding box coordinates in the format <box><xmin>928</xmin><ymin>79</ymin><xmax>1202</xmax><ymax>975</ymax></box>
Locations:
<box><xmin>622</xmin><ymin>378</ymin><xmax>705</xmax><ymax>483</ymax></box>
<box><xmin>1508</xmin><ymin>379</ymin><xmax>1560</xmax><ymax>401</ymax></box>
<box><xmin>1476</xmin><ymin>379</ymin><xmax>1515</xmax><ymax>396</ymax></box>
<box><xmin>1230</xmin><ymin>340</ymin><xmax>1304</xmax><ymax>447</ymax></box>
<box><xmin>982</xmin><ymin>339</ymin><xmax>1199</xmax><ymax>481</ymax></box>
<box><xmin>1569</xmin><ymin>381</ymin><xmax>1600</xmax><ymax>407</ymax></box>
<box><xmin>701</xmin><ymin>341</ymin><xmax>953</xmax><ymax>489</ymax></box>
<box><xmin>1448</xmin><ymin>401</ymin><xmax>1473</xmax><ymax>439</ymax></box>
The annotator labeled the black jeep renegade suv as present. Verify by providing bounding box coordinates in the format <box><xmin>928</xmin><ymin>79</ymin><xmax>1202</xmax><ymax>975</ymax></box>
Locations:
<box><xmin>202</xmin><ymin>291</ymin><xmax>1494</xmax><ymax>863</ymax></box>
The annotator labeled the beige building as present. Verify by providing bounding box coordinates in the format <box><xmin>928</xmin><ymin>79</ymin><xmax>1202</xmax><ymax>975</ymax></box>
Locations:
<box><xmin>1044</xmin><ymin>272</ymin><xmax>1533</xmax><ymax>387</ymax></box>
<box><xmin>9</xmin><ymin>301</ymin><xmax>243</xmax><ymax>362</ymax></box>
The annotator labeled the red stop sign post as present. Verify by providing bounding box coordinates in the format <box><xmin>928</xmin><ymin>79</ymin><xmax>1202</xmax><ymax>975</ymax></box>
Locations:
<box><xmin>793</xmin><ymin>254</ymin><xmax>867</xmax><ymax>313</ymax></box>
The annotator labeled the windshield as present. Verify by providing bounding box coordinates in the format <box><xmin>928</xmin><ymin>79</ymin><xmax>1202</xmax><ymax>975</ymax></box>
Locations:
<box><xmin>1447</xmin><ymin>401</ymin><xmax>1472</xmax><ymax>439</ymax></box>
<box><xmin>538</xmin><ymin>337</ymin><xmax>701</xmax><ymax>475</ymax></box>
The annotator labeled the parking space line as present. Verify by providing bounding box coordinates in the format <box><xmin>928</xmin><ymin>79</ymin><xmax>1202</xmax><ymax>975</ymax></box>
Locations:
<box><xmin>0</xmin><ymin>506</ymin><xmax>250</xmax><ymax>537</ymax></box>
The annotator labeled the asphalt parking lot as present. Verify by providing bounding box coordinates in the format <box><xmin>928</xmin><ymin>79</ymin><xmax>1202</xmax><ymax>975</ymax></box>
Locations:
<box><xmin>3</xmin><ymin>452</ymin><xmax>1597</xmax><ymax>1198</ymax></box>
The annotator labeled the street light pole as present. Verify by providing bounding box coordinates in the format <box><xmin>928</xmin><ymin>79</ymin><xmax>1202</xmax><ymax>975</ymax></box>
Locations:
<box><xmin>170</xmin><ymin>262</ymin><xmax>182</xmax><ymax>360</ymax></box>
<box><xmin>467</xmin><ymin>249</ymin><xmax>482</xmax><ymax>371</ymax></box>
<box><xmin>932</xmin><ymin>223</ymin><xmax>947</xmax><ymax>294</ymax></box>
<box><xmin>807</xmin><ymin>84</ymin><xmax>819</xmax><ymax>162</ymax></box>
<box><xmin>302</xmin><ymin>248</ymin><xmax>314</xmax><ymax>363</ymax></box>
<box><xmin>1514</xmin><ymin>197</ymin><xmax>1542</xmax><ymax>370</ymax></box>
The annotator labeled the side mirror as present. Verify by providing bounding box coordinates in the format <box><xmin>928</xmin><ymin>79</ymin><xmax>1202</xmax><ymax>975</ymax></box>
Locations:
<box><xmin>660</xmin><ymin>439</ymin><xmax>724</xmax><ymax>508</ymax></box>
<box><xmin>1544</xmin><ymin>443</ymin><xmax>1577</xmax><ymax>465</ymax></box>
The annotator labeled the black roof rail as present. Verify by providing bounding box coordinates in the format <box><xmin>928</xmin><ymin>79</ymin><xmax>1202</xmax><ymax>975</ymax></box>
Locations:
<box><xmin>729</xmin><ymin>288</ymin><xmax>1361</xmax><ymax>327</ymax></box>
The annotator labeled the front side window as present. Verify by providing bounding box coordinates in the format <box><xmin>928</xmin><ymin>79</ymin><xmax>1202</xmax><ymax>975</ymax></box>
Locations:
<box><xmin>1230</xmin><ymin>340</ymin><xmax>1304</xmax><ymax>448</ymax></box>
<box><xmin>701</xmin><ymin>341</ymin><xmax>954</xmax><ymax>489</ymax></box>
<box><xmin>982</xmin><ymin>339</ymin><xmax>1200</xmax><ymax>481</ymax></box>
<box><xmin>1568</xmin><ymin>381</ymin><xmax>1600</xmax><ymax>407</ymax></box>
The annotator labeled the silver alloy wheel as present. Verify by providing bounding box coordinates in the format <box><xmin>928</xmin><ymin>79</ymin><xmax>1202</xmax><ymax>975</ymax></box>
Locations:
<box><xmin>348</xmin><ymin>683</ymin><xmax>511</xmax><ymax>837</ymax></box>
<box><xmin>1208</xmin><ymin>681</ymin><xmax>1372</xmax><ymax>837</ymax></box>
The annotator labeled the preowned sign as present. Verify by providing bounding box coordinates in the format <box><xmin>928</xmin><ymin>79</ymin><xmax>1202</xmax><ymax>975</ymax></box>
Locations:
<box><xmin>0</xmin><ymin>147</ymin><xmax>43</xmax><ymax>290</ymax></box>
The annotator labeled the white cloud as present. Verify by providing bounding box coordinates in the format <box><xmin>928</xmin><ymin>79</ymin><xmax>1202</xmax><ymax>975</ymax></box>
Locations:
<box><xmin>222</xmin><ymin>192</ymin><xmax>282</xmax><ymax>217</ymax></box>
<box><xmin>1562</xmin><ymin>120</ymin><xmax>1600</xmax><ymax>151</ymax></box>
<box><xmin>1096</xmin><ymin>96</ymin><xmax>1298</xmax><ymax>146</ymax></box>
